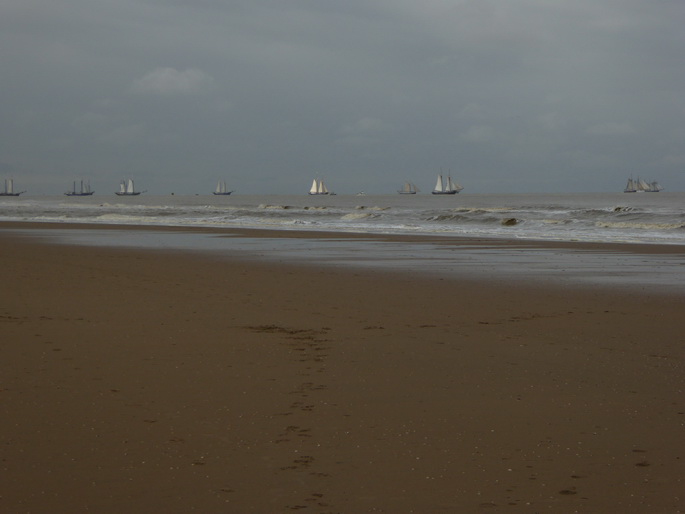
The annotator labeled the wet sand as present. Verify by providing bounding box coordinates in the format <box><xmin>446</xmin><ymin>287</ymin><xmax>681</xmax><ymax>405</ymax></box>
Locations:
<box><xmin>1</xmin><ymin>224</ymin><xmax>683</xmax><ymax>512</ymax></box>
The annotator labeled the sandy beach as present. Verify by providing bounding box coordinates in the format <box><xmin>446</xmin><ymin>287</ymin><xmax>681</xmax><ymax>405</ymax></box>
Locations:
<box><xmin>1</xmin><ymin>223</ymin><xmax>683</xmax><ymax>513</ymax></box>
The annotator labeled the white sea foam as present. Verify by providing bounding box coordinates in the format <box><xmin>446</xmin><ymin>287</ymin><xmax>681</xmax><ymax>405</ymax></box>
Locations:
<box><xmin>341</xmin><ymin>212</ymin><xmax>375</xmax><ymax>220</ymax></box>
<box><xmin>595</xmin><ymin>221</ymin><xmax>685</xmax><ymax>230</ymax></box>
<box><xmin>1</xmin><ymin>192</ymin><xmax>684</xmax><ymax>245</ymax></box>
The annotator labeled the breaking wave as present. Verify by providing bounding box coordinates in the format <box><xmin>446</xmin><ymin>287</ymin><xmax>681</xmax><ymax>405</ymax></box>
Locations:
<box><xmin>1</xmin><ymin>192</ymin><xmax>684</xmax><ymax>245</ymax></box>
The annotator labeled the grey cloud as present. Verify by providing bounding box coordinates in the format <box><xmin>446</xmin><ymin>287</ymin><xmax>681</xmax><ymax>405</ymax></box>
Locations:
<box><xmin>586</xmin><ymin>122</ymin><xmax>637</xmax><ymax>136</ymax></box>
<box><xmin>130</xmin><ymin>68</ymin><xmax>217</xmax><ymax>96</ymax></box>
<box><xmin>1</xmin><ymin>0</ymin><xmax>683</xmax><ymax>193</ymax></box>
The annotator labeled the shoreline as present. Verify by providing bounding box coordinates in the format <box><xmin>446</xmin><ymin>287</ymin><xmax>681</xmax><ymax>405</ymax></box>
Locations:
<box><xmin>3</xmin><ymin>219</ymin><xmax>685</xmax><ymax>254</ymax></box>
<box><xmin>3</xmin><ymin>220</ymin><xmax>685</xmax><ymax>296</ymax></box>
<box><xmin>1</xmin><ymin>224</ymin><xmax>684</xmax><ymax>512</ymax></box>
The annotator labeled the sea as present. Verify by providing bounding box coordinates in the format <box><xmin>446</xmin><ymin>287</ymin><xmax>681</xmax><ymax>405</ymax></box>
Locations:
<box><xmin>1</xmin><ymin>192</ymin><xmax>684</xmax><ymax>244</ymax></box>
<box><xmin>2</xmin><ymin>192</ymin><xmax>685</xmax><ymax>292</ymax></box>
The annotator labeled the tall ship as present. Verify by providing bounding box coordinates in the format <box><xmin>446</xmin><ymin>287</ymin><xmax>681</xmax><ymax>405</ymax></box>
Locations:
<box><xmin>432</xmin><ymin>174</ymin><xmax>463</xmax><ymax>195</ymax></box>
<box><xmin>65</xmin><ymin>180</ymin><xmax>94</xmax><ymax>196</ymax></box>
<box><xmin>213</xmin><ymin>180</ymin><xmax>233</xmax><ymax>195</ymax></box>
<box><xmin>115</xmin><ymin>179</ymin><xmax>142</xmax><ymax>196</ymax></box>
<box><xmin>0</xmin><ymin>178</ymin><xmax>25</xmax><ymax>196</ymax></box>
<box><xmin>309</xmin><ymin>178</ymin><xmax>330</xmax><ymax>195</ymax></box>
<box><xmin>398</xmin><ymin>182</ymin><xmax>419</xmax><ymax>194</ymax></box>
<box><xmin>624</xmin><ymin>176</ymin><xmax>663</xmax><ymax>193</ymax></box>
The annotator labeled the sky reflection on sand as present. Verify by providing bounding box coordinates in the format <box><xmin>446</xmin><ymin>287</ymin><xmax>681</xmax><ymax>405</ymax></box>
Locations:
<box><xmin>5</xmin><ymin>227</ymin><xmax>685</xmax><ymax>293</ymax></box>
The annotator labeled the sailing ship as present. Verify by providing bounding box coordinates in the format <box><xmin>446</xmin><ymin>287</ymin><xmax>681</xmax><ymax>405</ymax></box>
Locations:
<box><xmin>65</xmin><ymin>180</ymin><xmax>94</xmax><ymax>196</ymax></box>
<box><xmin>624</xmin><ymin>176</ymin><xmax>663</xmax><ymax>193</ymax></box>
<box><xmin>115</xmin><ymin>178</ymin><xmax>142</xmax><ymax>196</ymax></box>
<box><xmin>0</xmin><ymin>178</ymin><xmax>25</xmax><ymax>196</ymax></box>
<box><xmin>398</xmin><ymin>182</ymin><xmax>419</xmax><ymax>194</ymax></box>
<box><xmin>213</xmin><ymin>180</ymin><xmax>233</xmax><ymax>195</ymax></box>
<box><xmin>309</xmin><ymin>178</ymin><xmax>330</xmax><ymax>195</ymax></box>
<box><xmin>431</xmin><ymin>174</ymin><xmax>463</xmax><ymax>195</ymax></box>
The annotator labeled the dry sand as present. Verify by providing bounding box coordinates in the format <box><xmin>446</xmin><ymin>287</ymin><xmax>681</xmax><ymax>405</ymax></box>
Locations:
<box><xmin>1</xmin><ymin>224</ymin><xmax>683</xmax><ymax>513</ymax></box>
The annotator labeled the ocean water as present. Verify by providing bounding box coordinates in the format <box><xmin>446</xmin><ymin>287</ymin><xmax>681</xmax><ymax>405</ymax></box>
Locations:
<box><xmin>2</xmin><ymin>193</ymin><xmax>685</xmax><ymax>292</ymax></box>
<box><xmin>1</xmin><ymin>192</ymin><xmax>684</xmax><ymax>245</ymax></box>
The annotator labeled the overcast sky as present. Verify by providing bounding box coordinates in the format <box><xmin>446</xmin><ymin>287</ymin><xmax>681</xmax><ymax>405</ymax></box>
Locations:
<box><xmin>2</xmin><ymin>0</ymin><xmax>684</xmax><ymax>194</ymax></box>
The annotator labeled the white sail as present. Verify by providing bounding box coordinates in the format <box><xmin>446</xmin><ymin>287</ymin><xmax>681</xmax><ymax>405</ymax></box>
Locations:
<box><xmin>115</xmin><ymin>178</ymin><xmax>141</xmax><ymax>195</ymax></box>
<box><xmin>448</xmin><ymin>177</ymin><xmax>463</xmax><ymax>192</ymax></box>
<box><xmin>213</xmin><ymin>180</ymin><xmax>233</xmax><ymax>195</ymax></box>
<box><xmin>65</xmin><ymin>179</ymin><xmax>92</xmax><ymax>196</ymax></box>
<box><xmin>309</xmin><ymin>178</ymin><xmax>329</xmax><ymax>194</ymax></box>
<box><xmin>434</xmin><ymin>175</ymin><xmax>444</xmax><ymax>192</ymax></box>
<box><xmin>399</xmin><ymin>182</ymin><xmax>419</xmax><ymax>194</ymax></box>
<box><xmin>432</xmin><ymin>172</ymin><xmax>462</xmax><ymax>194</ymax></box>
<box><xmin>1</xmin><ymin>178</ymin><xmax>26</xmax><ymax>196</ymax></box>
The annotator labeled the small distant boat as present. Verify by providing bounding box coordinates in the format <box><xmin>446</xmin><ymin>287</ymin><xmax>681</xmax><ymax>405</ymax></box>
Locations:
<box><xmin>309</xmin><ymin>178</ymin><xmax>330</xmax><ymax>195</ymax></box>
<box><xmin>398</xmin><ymin>182</ymin><xmax>419</xmax><ymax>194</ymax></box>
<box><xmin>115</xmin><ymin>178</ymin><xmax>142</xmax><ymax>196</ymax></box>
<box><xmin>624</xmin><ymin>176</ymin><xmax>663</xmax><ymax>193</ymax></box>
<box><xmin>0</xmin><ymin>178</ymin><xmax>25</xmax><ymax>196</ymax></box>
<box><xmin>213</xmin><ymin>180</ymin><xmax>233</xmax><ymax>195</ymax></box>
<box><xmin>65</xmin><ymin>180</ymin><xmax>94</xmax><ymax>196</ymax></box>
<box><xmin>432</xmin><ymin>174</ymin><xmax>463</xmax><ymax>195</ymax></box>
